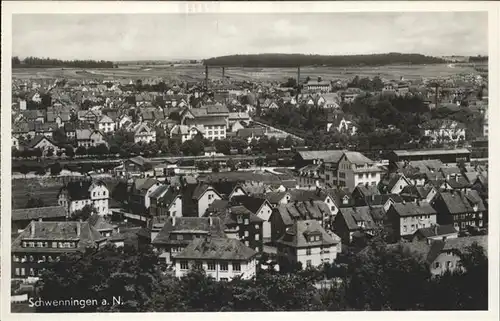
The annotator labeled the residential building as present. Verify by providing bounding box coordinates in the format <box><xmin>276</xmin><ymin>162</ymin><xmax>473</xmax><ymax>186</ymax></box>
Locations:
<box><xmin>147</xmin><ymin>216</ymin><xmax>226</xmax><ymax>265</ymax></box>
<box><xmin>58</xmin><ymin>180</ymin><xmax>110</xmax><ymax>216</ymax></box>
<box><xmin>423</xmin><ymin>119</ymin><xmax>466</xmax><ymax>143</ymax></box>
<box><xmin>149</xmin><ymin>185</ymin><xmax>183</xmax><ymax>217</ymax></box>
<box><xmin>205</xmin><ymin>203</ymin><xmax>264</xmax><ymax>252</ymax></box>
<box><xmin>11</xmin><ymin>221</ymin><xmax>107</xmax><ymax>279</ymax></box>
<box><xmin>182</xmin><ymin>183</ymin><xmax>223</xmax><ymax>217</ymax></box>
<box><xmin>173</xmin><ymin>236</ymin><xmax>258</xmax><ymax>281</ymax></box>
<box><xmin>333</xmin><ymin>206</ymin><xmax>378</xmax><ymax>245</ymax></box>
<box><xmin>336</xmin><ymin>151</ymin><xmax>385</xmax><ymax>191</ymax></box>
<box><xmin>76</xmin><ymin>129</ymin><xmax>107</xmax><ymax>148</ymax></box>
<box><xmin>305</xmin><ymin>79</ymin><xmax>331</xmax><ymax>92</ymax></box>
<box><xmin>270</xmin><ymin>200</ymin><xmax>331</xmax><ymax>244</ymax></box>
<box><xmin>98</xmin><ymin>115</ymin><xmax>116</xmax><ymax>133</ymax></box>
<box><xmin>386</xmin><ymin>201</ymin><xmax>438</xmax><ymax>240</ymax></box>
<box><xmin>133</xmin><ymin>122</ymin><xmax>156</xmax><ymax>144</ymax></box>
<box><xmin>432</xmin><ymin>190</ymin><xmax>487</xmax><ymax>231</ymax></box>
<box><xmin>400</xmin><ymin>235</ymin><xmax>487</xmax><ymax>276</ymax></box>
<box><xmin>412</xmin><ymin>224</ymin><xmax>458</xmax><ymax>244</ymax></box>
<box><xmin>232</xmin><ymin>195</ymin><xmax>275</xmax><ymax>240</ymax></box>
<box><xmin>277</xmin><ymin>220</ymin><xmax>341</xmax><ymax>271</ymax></box>
<box><xmin>128</xmin><ymin>178</ymin><xmax>162</xmax><ymax>213</ymax></box>
<box><xmin>170</xmin><ymin>124</ymin><xmax>204</xmax><ymax>143</ymax></box>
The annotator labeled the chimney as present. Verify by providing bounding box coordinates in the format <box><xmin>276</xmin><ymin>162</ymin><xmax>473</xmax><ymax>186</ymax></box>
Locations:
<box><xmin>30</xmin><ymin>221</ymin><xmax>35</xmax><ymax>237</ymax></box>
<box><xmin>38</xmin><ymin>217</ymin><xmax>43</xmax><ymax>222</ymax></box>
<box><xmin>434</xmin><ymin>225</ymin><xmax>438</xmax><ymax>236</ymax></box>
<box><xmin>76</xmin><ymin>222</ymin><xmax>81</xmax><ymax>237</ymax></box>
<box><xmin>455</xmin><ymin>176</ymin><xmax>459</xmax><ymax>182</ymax></box>
<box><xmin>209</xmin><ymin>214</ymin><xmax>213</xmax><ymax>226</ymax></box>
<box><xmin>172</xmin><ymin>216</ymin><xmax>176</xmax><ymax>226</ymax></box>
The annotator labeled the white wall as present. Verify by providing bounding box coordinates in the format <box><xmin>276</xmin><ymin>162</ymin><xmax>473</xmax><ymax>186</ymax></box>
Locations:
<box><xmin>198</xmin><ymin>190</ymin><xmax>221</xmax><ymax>217</ymax></box>
<box><xmin>174</xmin><ymin>258</ymin><xmax>257</xmax><ymax>281</ymax></box>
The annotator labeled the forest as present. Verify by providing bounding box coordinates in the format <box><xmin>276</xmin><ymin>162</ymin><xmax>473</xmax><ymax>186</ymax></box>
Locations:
<box><xmin>203</xmin><ymin>53</ymin><xmax>446</xmax><ymax>67</ymax></box>
<box><xmin>12</xmin><ymin>56</ymin><xmax>116</xmax><ymax>68</ymax></box>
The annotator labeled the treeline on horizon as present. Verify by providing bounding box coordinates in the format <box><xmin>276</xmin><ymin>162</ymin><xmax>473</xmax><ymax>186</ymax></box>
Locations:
<box><xmin>12</xmin><ymin>56</ymin><xmax>116</xmax><ymax>69</ymax></box>
<box><xmin>203</xmin><ymin>53</ymin><xmax>446</xmax><ymax>67</ymax></box>
<box><xmin>469</xmin><ymin>55</ymin><xmax>488</xmax><ymax>62</ymax></box>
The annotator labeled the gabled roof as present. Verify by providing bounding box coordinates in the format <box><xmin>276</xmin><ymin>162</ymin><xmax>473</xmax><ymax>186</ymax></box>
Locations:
<box><xmin>28</xmin><ymin>135</ymin><xmax>58</xmax><ymax>149</ymax></box>
<box><xmin>275</xmin><ymin>200</ymin><xmax>331</xmax><ymax>226</ymax></box>
<box><xmin>152</xmin><ymin>217</ymin><xmax>226</xmax><ymax>245</ymax></box>
<box><xmin>277</xmin><ymin>220</ymin><xmax>340</xmax><ymax>248</ymax></box>
<box><xmin>60</xmin><ymin>180</ymin><xmax>106</xmax><ymax>201</ymax></box>
<box><xmin>12</xmin><ymin>206</ymin><xmax>67</xmax><ymax>222</ymax></box>
<box><xmin>438</xmin><ymin>191</ymin><xmax>486</xmax><ymax>214</ymax></box>
<box><xmin>174</xmin><ymin>237</ymin><xmax>256</xmax><ymax>261</ymax></box>
<box><xmin>87</xmin><ymin>214</ymin><xmax>116</xmax><ymax>231</ymax></box>
<box><xmin>12</xmin><ymin>221</ymin><xmax>105</xmax><ymax>253</ymax></box>
<box><xmin>343</xmin><ymin>151</ymin><xmax>373</xmax><ymax>165</ymax></box>
<box><xmin>338</xmin><ymin>206</ymin><xmax>377</xmax><ymax>231</ymax></box>
<box><xmin>297</xmin><ymin>150</ymin><xmax>344</xmax><ymax>163</ymax></box>
<box><xmin>99</xmin><ymin>115</ymin><xmax>114</xmax><ymax>123</ymax></box>
<box><xmin>231</xmin><ymin>195</ymin><xmax>270</xmax><ymax>214</ymax></box>
<box><xmin>390</xmin><ymin>201</ymin><xmax>437</xmax><ymax>217</ymax></box>
<box><xmin>414</xmin><ymin>224</ymin><xmax>458</xmax><ymax>238</ymax></box>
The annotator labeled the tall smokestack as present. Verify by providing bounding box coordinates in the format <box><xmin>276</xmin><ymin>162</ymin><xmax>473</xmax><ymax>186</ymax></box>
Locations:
<box><xmin>297</xmin><ymin>66</ymin><xmax>301</xmax><ymax>86</ymax></box>
<box><xmin>222</xmin><ymin>67</ymin><xmax>225</xmax><ymax>79</ymax></box>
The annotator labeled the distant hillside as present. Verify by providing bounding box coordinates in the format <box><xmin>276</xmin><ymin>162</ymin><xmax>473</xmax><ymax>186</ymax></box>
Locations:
<box><xmin>203</xmin><ymin>53</ymin><xmax>446</xmax><ymax>67</ymax></box>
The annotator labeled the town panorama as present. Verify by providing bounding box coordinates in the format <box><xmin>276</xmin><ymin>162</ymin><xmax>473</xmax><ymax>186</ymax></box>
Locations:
<box><xmin>11</xmin><ymin>55</ymin><xmax>488</xmax><ymax>311</ymax></box>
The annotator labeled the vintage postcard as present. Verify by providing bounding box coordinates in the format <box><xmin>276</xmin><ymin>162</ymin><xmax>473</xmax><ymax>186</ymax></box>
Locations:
<box><xmin>1</xmin><ymin>1</ymin><xmax>498</xmax><ymax>320</ymax></box>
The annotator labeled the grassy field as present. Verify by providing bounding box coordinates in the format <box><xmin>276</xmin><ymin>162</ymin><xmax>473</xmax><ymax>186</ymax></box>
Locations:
<box><xmin>12</xmin><ymin>177</ymin><xmax>123</xmax><ymax>210</ymax></box>
<box><xmin>12</xmin><ymin>63</ymin><xmax>482</xmax><ymax>82</ymax></box>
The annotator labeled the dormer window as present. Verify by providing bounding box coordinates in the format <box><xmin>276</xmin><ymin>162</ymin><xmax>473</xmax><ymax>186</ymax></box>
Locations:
<box><xmin>237</xmin><ymin>215</ymin><xmax>243</xmax><ymax>224</ymax></box>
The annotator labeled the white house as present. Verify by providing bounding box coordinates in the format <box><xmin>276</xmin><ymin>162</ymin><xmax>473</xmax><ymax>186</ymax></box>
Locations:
<box><xmin>173</xmin><ymin>237</ymin><xmax>258</xmax><ymax>281</ymax></box>
<box><xmin>98</xmin><ymin>115</ymin><xmax>116</xmax><ymax>133</ymax></box>
<box><xmin>134</xmin><ymin>122</ymin><xmax>156</xmax><ymax>144</ymax></box>
<box><xmin>276</xmin><ymin>220</ymin><xmax>341</xmax><ymax>270</ymax></box>
<box><xmin>58</xmin><ymin>180</ymin><xmax>109</xmax><ymax>216</ymax></box>
<box><xmin>337</xmin><ymin>151</ymin><xmax>385</xmax><ymax>191</ymax></box>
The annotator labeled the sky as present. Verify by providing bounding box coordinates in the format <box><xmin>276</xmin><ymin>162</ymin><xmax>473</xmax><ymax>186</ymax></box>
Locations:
<box><xmin>12</xmin><ymin>12</ymin><xmax>488</xmax><ymax>61</ymax></box>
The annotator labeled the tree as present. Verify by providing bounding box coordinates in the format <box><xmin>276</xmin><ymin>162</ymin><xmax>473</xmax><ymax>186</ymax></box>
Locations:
<box><xmin>36</xmin><ymin>166</ymin><xmax>47</xmax><ymax>176</ymax></box>
<box><xmin>70</xmin><ymin>205</ymin><xmax>96</xmax><ymax>221</ymax></box>
<box><xmin>226</xmin><ymin>158</ymin><xmax>237</xmax><ymax>171</ymax></box>
<box><xmin>46</xmin><ymin>148</ymin><xmax>54</xmax><ymax>157</ymax></box>
<box><xmin>19</xmin><ymin>164</ymin><xmax>31</xmax><ymax>178</ymax></box>
<box><xmin>25</xmin><ymin>197</ymin><xmax>46</xmax><ymax>209</ymax></box>
<box><xmin>214</xmin><ymin>139</ymin><xmax>231</xmax><ymax>155</ymax></box>
<box><xmin>76</xmin><ymin>146</ymin><xmax>87</xmax><ymax>156</ymax></box>
<box><xmin>95</xmin><ymin>144</ymin><xmax>110</xmax><ymax>157</ymax></box>
<box><xmin>79</xmin><ymin>163</ymin><xmax>93</xmax><ymax>175</ymax></box>
<box><xmin>65</xmin><ymin>145</ymin><xmax>75</xmax><ymax>158</ymax></box>
<box><xmin>211</xmin><ymin>162</ymin><xmax>220</xmax><ymax>173</ymax></box>
<box><xmin>37</xmin><ymin>245</ymin><xmax>163</xmax><ymax>312</ymax></box>
<box><xmin>256</xmin><ymin>157</ymin><xmax>265</xmax><ymax>167</ymax></box>
<box><xmin>52</xmin><ymin>128</ymin><xmax>67</xmax><ymax>144</ymax></box>
<box><xmin>50</xmin><ymin>162</ymin><xmax>63</xmax><ymax>176</ymax></box>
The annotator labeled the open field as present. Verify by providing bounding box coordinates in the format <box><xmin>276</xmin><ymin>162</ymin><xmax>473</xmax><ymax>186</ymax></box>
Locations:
<box><xmin>12</xmin><ymin>177</ymin><xmax>122</xmax><ymax>209</ymax></box>
<box><xmin>12</xmin><ymin>63</ymin><xmax>483</xmax><ymax>82</ymax></box>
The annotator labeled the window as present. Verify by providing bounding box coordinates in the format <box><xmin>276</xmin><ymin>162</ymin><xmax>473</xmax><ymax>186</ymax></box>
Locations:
<box><xmin>233</xmin><ymin>262</ymin><xmax>241</xmax><ymax>271</ymax></box>
<box><xmin>180</xmin><ymin>260</ymin><xmax>189</xmax><ymax>270</ymax></box>
<box><xmin>306</xmin><ymin>248</ymin><xmax>311</xmax><ymax>255</ymax></box>
<box><xmin>220</xmin><ymin>262</ymin><xmax>228</xmax><ymax>271</ymax></box>
<box><xmin>255</xmin><ymin>224</ymin><xmax>260</xmax><ymax>230</ymax></box>
<box><xmin>244</xmin><ymin>218</ymin><xmax>249</xmax><ymax>225</ymax></box>
<box><xmin>220</xmin><ymin>278</ymin><xmax>228</xmax><ymax>282</ymax></box>
<box><xmin>207</xmin><ymin>261</ymin><xmax>216</xmax><ymax>271</ymax></box>
<box><xmin>244</xmin><ymin>230</ymin><xmax>249</xmax><ymax>237</ymax></box>
<box><xmin>446</xmin><ymin>261</ymin><xmax>452</xmax><ymax>269</ymax></box>
<box><xmin>176</xmin><ymin>234</ymin><xmax>184</xmax><ymax>240</ymax></box>
<box><xmin>29</xmin><ymin>255</ymin><xmax>34</xmax><ymax>262</ymax></box>
<box><xmin>245</xmin><ymin>241</ymin><xmax>250</xmax><ymax>246</ymax></box>
<box><xmin>52</xmin><ymin>242</ymin><xmax>58</xmax><ymax>248</ymax></box>
<box><xmin>479</xmin><ymin>220</ymin><xmax>483</xmax><ymax>227</ymax></box>
<box><xmin>411</xmin><ymin>224</ymin><xmax>415</xmax><ymax>231</ymax></box>
<box><xmin>435</xmin><ymin>262</ymin><xmax>440</xmax><ymax>269</ymax></box>
<box><xmin>208</xmin><ymin>194</ymin><xmax>213</xmax><ymax>200</ymax></box>
<box><xmin>15</xmin><ymin>268</ymin><xmax>20</xmax><ymax>276</ymax></box>
<box><xmin>255</xmin><ymin>234</ymin><xmax>260</xmax><ymax>241</ymax></box>
<box><xmin>306</xmin><ymin>260</ymin><xmax>312</xmax><ymax>267</ymax></box>
<box><xmin>403</xmin><ymin>225</ymin><xmax>407</xmax><ymax>233</ymax></box>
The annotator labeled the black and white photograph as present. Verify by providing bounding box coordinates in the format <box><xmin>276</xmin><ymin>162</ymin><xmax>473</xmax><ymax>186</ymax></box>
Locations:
<box><xmin>1</xmin><ymin>1</ymin><xmax>498</xmax><ymax>316</ymax></box>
